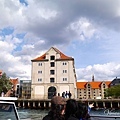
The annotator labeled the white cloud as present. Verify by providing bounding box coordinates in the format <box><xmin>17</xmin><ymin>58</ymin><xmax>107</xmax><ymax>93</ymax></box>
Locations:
<box><xmin>66</xmin><ymin>18</ymin><xmax>96</xmax><ymax>41</ymax></box>
<box><xmin>77</xmin><ymin>62</ymin><xmax>120</xmax><ymax>81</ymax></box>
<box><xmin>0</xmin><ymin>0</ymin><xmax>120</xmax><ymax>81</ymax></box>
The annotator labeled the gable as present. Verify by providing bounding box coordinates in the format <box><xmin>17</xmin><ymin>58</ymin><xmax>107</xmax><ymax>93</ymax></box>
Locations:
<box><xmin>31</xmin><ymin>47</ymin><xmax>73</xmax><ymax>61</ymax></box>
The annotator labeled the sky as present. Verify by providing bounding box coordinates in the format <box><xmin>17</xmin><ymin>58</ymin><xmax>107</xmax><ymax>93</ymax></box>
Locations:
<box><xmin>0</xmin><ymin>0</ymin><xmax>120</xmax><ymax>81</ymax></box>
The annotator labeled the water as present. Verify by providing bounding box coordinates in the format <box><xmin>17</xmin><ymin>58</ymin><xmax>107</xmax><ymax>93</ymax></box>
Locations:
<box><xmin>18</xmin><ymin>108</ymin><xmax>120</xmax><ymax>120</ymax></box>
<box><xmin>18</xmin><ymin>109</ymin><xmax>48</xmax><ymax>120</ymax></box>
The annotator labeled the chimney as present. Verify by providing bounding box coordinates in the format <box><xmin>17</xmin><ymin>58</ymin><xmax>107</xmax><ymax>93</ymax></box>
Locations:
<box><xmin>92</xmin><ymin>75</ymin><xmax>94</xmax><ymax>82</ymax></box>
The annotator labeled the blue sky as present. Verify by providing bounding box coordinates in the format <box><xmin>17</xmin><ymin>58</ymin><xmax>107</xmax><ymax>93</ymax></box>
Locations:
<box><xmin>0</xmin><ymin>0</ymin><xmax>120</xmax><ymax>81</ymax></box>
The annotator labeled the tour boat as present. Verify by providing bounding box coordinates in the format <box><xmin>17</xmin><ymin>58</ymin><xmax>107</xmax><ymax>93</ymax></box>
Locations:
<box><xmin>0</xmin><ymin>101</ymin><xmax>20</xmax><ymax>120</ymax></box>
<box><xmin>0</xmin><ymin>96</ymin><xmax>18</xmax><ymax>100</ymax></box>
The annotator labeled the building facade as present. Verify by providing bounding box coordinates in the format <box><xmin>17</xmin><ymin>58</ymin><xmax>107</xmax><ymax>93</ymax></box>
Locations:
<box><xmin>31</xmin><ymin>47</ymin><xmax>77</xmax><ymax>99</ymax></box>
<box><xmin>110</xmin><ymin>77</ymin><xmax>120</xmax><ymax>87</ymax></box>
<box><xmin>19</xmin><ymin>80</ymin><xmax>31</xmax><ymax>99</ymax></box>
<box><xmin>76</xmin><ymin>81</ymin><xmax>111</xmax><ymax>99</ymax></box>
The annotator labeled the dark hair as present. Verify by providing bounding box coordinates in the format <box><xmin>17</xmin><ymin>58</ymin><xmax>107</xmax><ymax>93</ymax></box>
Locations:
<box><xmin>65</xmin><ymin>99</ymin><xmax>79</xmax><ymax>119</ymax></box>
<box><xmin>65</xmin><ymin>100</ymin><xmax>90</xmax><ymax>120</ymax></box>
<box><xmin>50</xmin><ymin>103</ymin><xmax>65</xmax><ymax>120</ymax></box>
<box><xmin>76</xmin><ymin>102</ymin><xmax>90</xmax><ymax>120</ymax></box>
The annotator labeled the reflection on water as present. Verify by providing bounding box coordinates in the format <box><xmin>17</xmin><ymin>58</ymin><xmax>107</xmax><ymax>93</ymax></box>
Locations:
<box><xmin>18</xmin><ymin>108</ymin><xmax>120</xmax><ymax>120</ymax></box>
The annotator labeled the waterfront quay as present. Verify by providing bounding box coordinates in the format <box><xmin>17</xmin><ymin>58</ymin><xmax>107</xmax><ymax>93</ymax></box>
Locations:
<box><xmin>1</xmin><ymin>99</ymin><xmax>120</xmax><ymax>109</ymax></box>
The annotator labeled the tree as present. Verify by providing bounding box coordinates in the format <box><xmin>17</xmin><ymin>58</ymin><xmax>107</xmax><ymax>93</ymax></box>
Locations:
<box><xmin>105</xmin><ymin>85</ymin><xmax>120</xmax><ymax>98</ymax></box>
<box><xmin>0</xmin><ymin>72</ymin><xmax>12</xmax><ymax>94</ymax></box>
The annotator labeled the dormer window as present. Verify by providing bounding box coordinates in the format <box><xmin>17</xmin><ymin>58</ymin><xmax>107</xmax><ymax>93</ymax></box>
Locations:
<box><xmin>88</xmin><ymin>84</ymin><xmax>90</xmax><ymax>88</ymax></box>
<box><xmin>50</xmin><ymin>56</ymin><xmax>55</xmax><ymax>60</ymax></box>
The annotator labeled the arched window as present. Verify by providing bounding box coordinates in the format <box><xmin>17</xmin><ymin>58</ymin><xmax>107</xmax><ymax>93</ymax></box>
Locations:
<box><xmin>48</xmin><ymin>86</ymin><xmax>56</xmax><ymax>99</ymax></box>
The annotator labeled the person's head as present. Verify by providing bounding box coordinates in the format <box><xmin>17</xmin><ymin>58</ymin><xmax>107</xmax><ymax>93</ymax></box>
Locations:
<box><xmin>50</xmin><ymin>96</ymin><xmax>66</xmax><ymax>120</ymax></box>
<box><xmin>65</xmin><ymin>99</ymin><xmax>79</xmax><ymax>119</ymax></box>
<box><xmin>76</xmin><ymin>102</ymin><xmax>90</xmax><ymax>120</ymax></box>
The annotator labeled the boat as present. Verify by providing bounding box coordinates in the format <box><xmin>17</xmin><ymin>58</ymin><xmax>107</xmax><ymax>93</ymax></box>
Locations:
<box><xmin>0</xmin><ymin>101</ymin><xmax>20</xmax><ymax>120</ymax></box>
<box><xmin>0</xmin><ymin>97</ymin><xmax>18</xmax><ymax>100</ymax></box>
<box><xmin>90</xmin><ymin>109</ymin><xmax>120</xmax><ymax>120</ymax></box>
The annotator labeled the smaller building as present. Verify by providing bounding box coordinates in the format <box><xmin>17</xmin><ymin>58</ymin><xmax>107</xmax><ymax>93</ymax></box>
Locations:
<box><xmin>20</xmin><ymin>80</ymin><xmax>31</xmax><ymax>99</ymax></box>
<box><xmin>110</xmin><ymin>77</ymin><xmax>120</xmax><ymax>87</ymax></box>
<box><xmin>10</xmin><ymin>78</ymin><xmax>19</xmax><ymax>91</ymax></box>
<box><xmin>76</xmin><ymin>81</ymin><xmax>111</xmax><ymax>99</ymax></box>
<box><xmin>5</xmin><ymin>78</ymin><xmax>19</xmax><ymax>97</ymax></box>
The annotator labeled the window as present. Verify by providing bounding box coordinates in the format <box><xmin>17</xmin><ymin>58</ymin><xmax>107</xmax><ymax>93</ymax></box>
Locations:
<box><xmin>50</xmin><ymin>78</ymin><xmax>55</xmax><ymax>83</ymax></box>
<box><xmin>38</xmin><ymin>78</ymin><xmax>42</xmax><ymax>82</ymax></box>
<box><xmin>50</xmin><ymin>70</ymin><xmax>55</xmax><ymax>75</ymax></box>
<box><xmin>63</xmin><ymin>78</ymin><xmax>67</xmax><ymax>81</ymax></box>
<box><xmin>50</xmin><ymin>62</ymin><xmax>55</xmax><ymax>67</ymax></box>
<box><xmin>63</xmin><ymin>70</ymin><xmax>67</xmax><ymax>73</ymax></box>
<box><xmin>88</xmin><ymin>84</ymin><xmax>90</xmax><ymax>88</ymax></box>
<box><xmin>38</xmin><ymin>71</ymin><xmax>42</xmax><ymax>74</ymax></box>
<box><xmin>63</xmin><ymin>62</ymin><xmax>67</xmax><ymax>65</ymax></box>
<box><xmin>103</xmin><ymin>84</ymin><xmax>106</xmax><ymax>88</ymax></box>
<box><xmin>38</xmin><ymin>63</ymin><xmax>42</xmax><ymax>66</ymax></box>
<box><xmin>50</xmin><ymin>56</ymin><xmax>55</xmax><ymax>60</ymax></box>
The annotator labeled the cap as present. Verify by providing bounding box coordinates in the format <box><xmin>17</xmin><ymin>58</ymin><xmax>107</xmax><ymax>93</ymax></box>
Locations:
<box><xmin>51</xmin><ymin>96</ymin><xmax>66</xmax><ymax>105</ymax></box>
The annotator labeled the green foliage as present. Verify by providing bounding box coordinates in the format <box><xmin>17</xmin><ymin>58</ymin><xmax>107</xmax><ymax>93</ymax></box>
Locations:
<box><xmin>105</xmin><ymin>85</ymin><xmax>120</xmax><ymax>98</ymax></box>
<box><xmin>0</xmin><ymin>72</ymin><xmax>12</xmax><ymax>94</ymax></box>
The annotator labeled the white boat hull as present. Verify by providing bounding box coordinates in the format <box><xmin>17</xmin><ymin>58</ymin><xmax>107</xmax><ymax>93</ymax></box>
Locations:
<box><xmin>0</xmin><ymin>97</ymin><xmax>17</xmax><ymax>100</ymax></box>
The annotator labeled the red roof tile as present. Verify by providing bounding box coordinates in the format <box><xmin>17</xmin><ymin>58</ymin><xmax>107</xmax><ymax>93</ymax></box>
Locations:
<box><xmin>76</xmin><ymin>81</ymin><xmax>111</xmax><ymax>89</ymax></box>
<box><xmin>76</xmin><ymin>82</ymin><xmax>87</xmax><ymax>89</ymax></box>
<box><xmin>89</xmin><ymin>82</ymin><xmax>101</xmax><ymax>88</ymax></box>
<box><xmin>32</xmin><ymin>47</ymin><xmax>73</xmax><ymax>61</ymax></box>
<box><xmin>10</xmin><ymin>78</ymin><xmax>18</xmax><ymax>85</ymax></box>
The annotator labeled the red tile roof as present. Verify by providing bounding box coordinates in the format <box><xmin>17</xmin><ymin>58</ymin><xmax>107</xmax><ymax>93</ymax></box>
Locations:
<box><xmin>76</xmin><ymin>81</ymin><xmax>111</xmax><ymax>89</ymax></box>
<box><xmin>76</xmin><ymin>82</ymin><xmax>87</xmax><ymax>89</ymax></box>
<box><xmin>32</xmin><ymin>47</ymin><xmax>73</xmax><ymax>61</ymax></box>
<box><xmin>89</xmin><ymin>82</ymin><xmax>101</xmax><ymax>88</ymax></box>
<box><xmin>10</xmin><ymin>78</ymin><xmax>18</xmax><ymax>85</ymax></box>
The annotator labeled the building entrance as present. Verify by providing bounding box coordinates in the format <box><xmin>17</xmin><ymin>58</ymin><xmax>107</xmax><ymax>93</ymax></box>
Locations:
<box><xmin>48</xmin><ymin>86</ymin><xmax>56</xmax><ymax>99</ymax></box>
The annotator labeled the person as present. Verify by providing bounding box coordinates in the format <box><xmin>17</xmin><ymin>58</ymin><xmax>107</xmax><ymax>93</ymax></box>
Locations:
<box><xmin>76</xmin><ymin>102</ymin><xmax>91</xmax><ymax>120</ymax></box>
<box><xmin>68</xmin><ymin>91</ymin><xmax>72</xmax><ymax>99</ymax></box>
<box><xmin>62</xmin><ymin>92</ymin><xmax>65</xmax><ymax>98</ymax></box>
<box><xmin>65</xmin><ymin>99</ymin><xmax>79</xmax><ymax>120</ymax></box>
<box><xmin>65</xmin><ymin>99</ymin><xmax>93</xmax><ymax>120</ymax></box>
<box><xmin>1</xmin><ymin>91</ymin><xmax>4</xmax><ymax>97</ymax></box>
<box><xmin>42</xmin><ymin>96</ymin><xmax>66</xmax><ymax>120</ymax></box>
<box><xmin>65</xmin><ymin>91</ymin><xmax>68</xmax><ymax>98</ymax></box>
<box><xmin>58</xmin><ymin>93</ymin><xmax>60</xmax><ymax>96</ymax></box>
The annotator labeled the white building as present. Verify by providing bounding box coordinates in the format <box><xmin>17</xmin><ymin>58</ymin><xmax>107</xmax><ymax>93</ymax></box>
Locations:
<box><xmin>31</xmin><ymin>47</ymin><xmax>77</xmax><ymax>99</ymax></box>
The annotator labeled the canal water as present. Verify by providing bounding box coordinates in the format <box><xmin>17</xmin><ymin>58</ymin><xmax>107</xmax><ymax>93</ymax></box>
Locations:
<box><xmin>18</xmin><ymin>108</ymin><xmax>120</xmax><ymax>120</ymax></box>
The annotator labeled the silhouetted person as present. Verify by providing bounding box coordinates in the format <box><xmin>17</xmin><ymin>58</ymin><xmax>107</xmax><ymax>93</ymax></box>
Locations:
<box><xmin>68</xmin><ymin>91</ymin><xmax>72</xmax><ymax>98</ymax></box>
<box><xmin>65</xmin><ymin>91</ymin><xmax>68</xmax><ymax>98</ymax></box>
